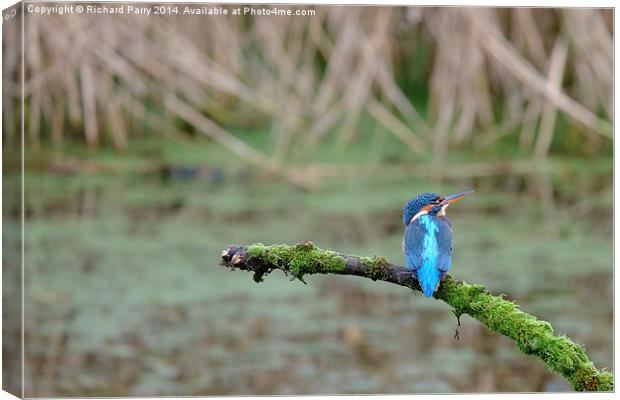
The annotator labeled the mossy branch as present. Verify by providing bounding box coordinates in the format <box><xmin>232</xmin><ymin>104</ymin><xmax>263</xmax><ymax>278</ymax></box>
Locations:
<box><xmin>220</xmin><ymin>242</ymin><xmax>613</xmax><ymax>392</ymax></box>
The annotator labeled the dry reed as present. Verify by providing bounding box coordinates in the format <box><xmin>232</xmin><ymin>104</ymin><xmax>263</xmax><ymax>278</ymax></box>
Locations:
<box><xmin>3</xmin><ymin>6</ymin><xmax>612</xmax><ymax>165</ymax></box>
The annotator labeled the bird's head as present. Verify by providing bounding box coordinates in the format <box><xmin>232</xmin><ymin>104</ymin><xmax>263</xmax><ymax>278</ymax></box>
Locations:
<box><xmin>403</xmin><ymin>190</ymin><xmax>473</xmax><ymax>225</ymax></box>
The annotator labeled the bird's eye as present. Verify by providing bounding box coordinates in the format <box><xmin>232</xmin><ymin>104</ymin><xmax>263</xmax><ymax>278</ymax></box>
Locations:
<box><xmin>434</xmin><ymin>198</ymin><xmax>442</xmax><ymax>204</ymax></box>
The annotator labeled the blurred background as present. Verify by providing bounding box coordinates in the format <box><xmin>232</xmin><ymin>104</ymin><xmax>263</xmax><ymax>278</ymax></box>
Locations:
<box><xmin>2</xmin><ymin>4</ymin><xmax>613</xmax><ymax>396</ymax></box>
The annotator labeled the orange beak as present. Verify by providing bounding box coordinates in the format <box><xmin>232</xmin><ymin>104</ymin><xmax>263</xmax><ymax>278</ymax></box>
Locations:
<box><xmin>439</xmin><ymin>190</ymin><xmax>474</xmax><ymax>207</ymax></box>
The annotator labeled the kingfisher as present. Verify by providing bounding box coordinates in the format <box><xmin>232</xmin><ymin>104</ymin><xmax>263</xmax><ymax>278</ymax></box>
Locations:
<box><xmin>402</xmin><ymin>190</ymin><xmax>473</xmax><ymax>297</ymax></box>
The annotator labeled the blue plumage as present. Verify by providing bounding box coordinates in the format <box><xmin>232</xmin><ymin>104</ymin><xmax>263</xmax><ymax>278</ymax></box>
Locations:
<box><xmin>402</xmin><ymin>191</ymin><xmax>472</xmax><ymax>297</ymax></box>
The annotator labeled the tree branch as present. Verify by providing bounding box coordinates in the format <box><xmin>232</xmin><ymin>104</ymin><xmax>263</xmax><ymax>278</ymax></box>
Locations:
<box><xmin>220</xmin><ymin>242</ymin><xmax>613</xmax><ymax>392</ymax></box>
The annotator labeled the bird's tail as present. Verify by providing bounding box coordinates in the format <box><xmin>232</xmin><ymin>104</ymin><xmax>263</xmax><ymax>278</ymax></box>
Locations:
<box><xmin>418</xmin><ymin>266</ymin><xmax>441</xmax><ymax>298</ymax></box>
<box><xmin>421</xmin><ymin>282</ymin><xmax>436</xmax><ymax>297</ymax></box>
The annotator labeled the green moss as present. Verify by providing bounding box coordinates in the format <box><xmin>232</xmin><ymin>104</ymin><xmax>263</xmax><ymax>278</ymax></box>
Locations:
<box><xmin>245</xmin><ymin>242</ymin><xmax>346</xmax><ymax>283</ymax></box>
<box><xmin>572</xmin><ymin>365</ymin><xmax>614</xmax><ymax>391</ymax></box>
<box><xmin>438</xmin><ymin>277</ymin><xmax>486</xmax><ymax>317</ymax></box>
<box><xmin>289</xmin><ymin>242</ymin><xmax>347</xmax><ymax>282</ymax></box>
<box><xmin>360</xmin><ymin>256</ymin><xmax>392</xmax><ymax>281</ymax></box>
<box><xmin>247</xmin><ymin>243</ymin><xmax>266</xmax><ymax>259</ymax></box>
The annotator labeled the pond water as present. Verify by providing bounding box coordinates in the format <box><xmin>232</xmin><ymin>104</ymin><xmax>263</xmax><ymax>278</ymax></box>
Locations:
<box><xmin>3</xmin><ymin>159</ymin><xmax>613</xmax><ymax>395</ymax></box>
